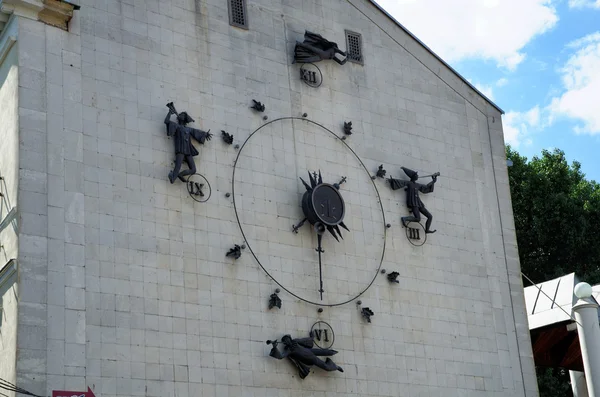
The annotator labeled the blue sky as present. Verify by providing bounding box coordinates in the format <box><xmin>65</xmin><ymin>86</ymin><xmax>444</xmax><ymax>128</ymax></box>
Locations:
<box><xmin>376</xmin><ymin>0</ymin><xmax>600</xmax><ymax>181</ymax></box>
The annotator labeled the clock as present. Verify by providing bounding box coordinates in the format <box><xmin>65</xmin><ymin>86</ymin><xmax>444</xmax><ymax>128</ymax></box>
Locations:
<box><xmin>304</xmin><ymin>181</ymin><xmax>345</xmax><ymax>227</ymax></box>
<box><xmin>232</xmin><ymin>117</ymin><xmax>386</xmax><ymax>306</ymax></box>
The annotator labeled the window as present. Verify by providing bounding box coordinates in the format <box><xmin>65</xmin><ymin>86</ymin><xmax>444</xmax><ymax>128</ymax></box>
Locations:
<box><xmin>345</xmin><ymin>30</ymin><xmax>363</xmax><ymax>64</ymax></box>
<box><xmin>228</xmin><ymin>0</ymin><xmax>248</xmax><ymax>29</ymax></box>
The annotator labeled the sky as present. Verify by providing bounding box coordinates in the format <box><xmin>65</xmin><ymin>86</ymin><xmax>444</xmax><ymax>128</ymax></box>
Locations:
<box><xmin>375</xmin><ymin>0</ymin><xmax>600</xmax><ymax>182</ymax></box>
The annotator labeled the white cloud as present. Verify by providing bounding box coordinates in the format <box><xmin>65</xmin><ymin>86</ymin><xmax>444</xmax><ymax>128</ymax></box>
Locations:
<box><xmin>496</xmin><ymin>78</ymin><xmax>509</xmax><ymax>87</ymax></box>
<box><xmin>566</xmin><ymin>32</ymin><xmax>600</xmax><ymax>49</ymax></box>
<box><xmin>549</xmin><ymin>32</ymin><xmax>600</xmax><ymax>134</ymax></box>
<box><xmin>503</xmin><ymin>106</ymin><xmax>542</xmax><ymax>147</ymax></box>
<box><xmin>525</xmin><ymin>106</ymin><xmax>540</xmax><ymax>126</ymax></box>
<box><xmin>375</xmin><ymin>0</ymin><xmax>558</xmax><ymax>70</ymax></box>
<box><xmin>568</xmin><ymin>0</ymin><xmax>600</xmax><ymax>8</ymax></box>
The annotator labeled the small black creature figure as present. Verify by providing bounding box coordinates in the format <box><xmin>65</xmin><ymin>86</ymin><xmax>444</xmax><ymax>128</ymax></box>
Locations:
<box><xmin>226</xmin><ymin>244</ymin><xmax>243</xmax><ymax>260</ymax></box>
<box><xmin>165</xmin><ymin>102</ymin><xmax>212</xmax><ymax>184</ymax></box>
<box><xmin>376</xmin><ymin>165</ymin><xmax>387</xmax><ymax>178</ymax></box>
<box><xmin>267</xmin><ymin>335</ymin><xmax>343</xmax><ymax>379</ymax></box>
<box><xmin>388</xmin><ymin>167</ymin><xmax>439</xmax><ymax>234</ymax></box>
<box><xmin>221</xmin><ymin>131</ymin><xmax>234</xmax><ymax>145</ymax></box>
<box><xmin>268</xmin><ymin>292</ymin><xmax>282</xmax><ymax>310</ymax></box>
<box><xmin>251</xmin><ymin>100</ymin><xmax>265</xmax><ymax>112</ymax></box>
<box><xmin>294</xmin><ymin>31</ymin><xmax>348</xmax><ymax>65</ymax></box>
<box><xmin>343</xmin><ymin>121</ymin><xmax>353</xmax><ymax>135</ymax></box>
<box><xmin>361</xmin><ymin>307</ymin><xmax>374</xmax><ymax>323</ymax></box>
<box><xmin>387</xmin><ymin>271</ymin><xmax>400</xmax><ymax>283</ymax></box>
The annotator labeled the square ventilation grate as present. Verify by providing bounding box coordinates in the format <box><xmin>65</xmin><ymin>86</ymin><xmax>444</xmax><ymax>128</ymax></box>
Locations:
<box><xmin>346</xmin><ymin>31</ymin><xmax>363</xmax><ymax>64</ymax></box>
<box><xmin>229</xmin><ymin>0</ymin><xmax>248</xmax><ymax>29</ymax></box>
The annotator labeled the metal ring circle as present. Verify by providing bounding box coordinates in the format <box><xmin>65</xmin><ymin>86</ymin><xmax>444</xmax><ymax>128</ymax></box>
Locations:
<box><xmin>231</xmin><ymin>117</ymin><xmax>387</xmax><ymax>307</ymax></box>
<box><xmin>405</xmin><ymin>221</ymin><xmax>427</xmax><ymax>246</ymax></box>
<box><xmin>186</xmin><ymin>173</ymin><xmax>212</xmax><ymax>203</ymax></box>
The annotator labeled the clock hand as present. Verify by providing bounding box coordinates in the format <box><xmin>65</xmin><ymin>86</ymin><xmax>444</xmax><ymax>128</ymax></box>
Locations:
<box><xmin>333</xmin><ymin>176</ymin><xmax>347</xmax><ymax>190</ymax></box>
<box><xmin>316</xmin><ymin>232</ymin><xmax>324</xmax><ymax>300</ymax></box>
<box><xmin>314</xmin><ymin>222</ymin><xmax>326</xmax><ymax>300</ymax></box>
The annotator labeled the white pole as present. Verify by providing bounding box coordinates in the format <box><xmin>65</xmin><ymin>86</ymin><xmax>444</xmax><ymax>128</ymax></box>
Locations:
<box><xmin>570</xmin><ymin>370</ymin><xmax>589</xmax><ymax>397</ymax></box>
<box><xmin>573</xmin><ymin>282</ymin><xmax>600</xmax><ymax>397</ymax></box>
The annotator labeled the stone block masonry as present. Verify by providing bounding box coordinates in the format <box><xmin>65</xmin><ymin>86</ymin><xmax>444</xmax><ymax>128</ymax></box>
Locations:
<box><xmin>0</xmin><ymin>0</ymin><xmax>538</xmax><ymax>396</ymax></box>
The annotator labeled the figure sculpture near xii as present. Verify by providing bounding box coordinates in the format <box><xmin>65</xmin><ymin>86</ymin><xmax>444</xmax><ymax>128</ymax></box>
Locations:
<box><xmin>294</xmin><ymin>31</ymin><xmax>348</xmax><ymax>65</ymax></box>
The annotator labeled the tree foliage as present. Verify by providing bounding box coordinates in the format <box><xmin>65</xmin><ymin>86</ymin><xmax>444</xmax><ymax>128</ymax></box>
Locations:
<box><xmin>507</xmin><ymin>146</ymin><xmax>600</xmax><ymax>397</ymax></box>
<box><xmin>535</xmin><ymin>368</ymin><xmax>572</xmax><ymax>397</ymax></box>
<box><xmin>506</xmin><ymin>146</ymin><xmax>600</xmax><ymax>285</ymax></box>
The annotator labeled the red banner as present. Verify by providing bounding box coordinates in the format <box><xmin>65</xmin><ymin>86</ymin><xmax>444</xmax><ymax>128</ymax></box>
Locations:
<box><xmin>52</xmin><ymin>387</ymin><xmax>95</xmax><ymax>397</ymax></box>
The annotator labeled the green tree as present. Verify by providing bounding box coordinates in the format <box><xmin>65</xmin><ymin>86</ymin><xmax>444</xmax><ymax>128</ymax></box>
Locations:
<box><xmin>535</xmin><ymin>368</ymin><xmax>572</xmax><ymax>397</ymax></box>
<box><xmin>506</xmin><ymin>146</ymin><xmax>600</xmax><ymax>285</ymax></box>
<box><xmin>506</xmin><ymin>146</ymin><xmax>600</xmax><ymax>397</ymax></box>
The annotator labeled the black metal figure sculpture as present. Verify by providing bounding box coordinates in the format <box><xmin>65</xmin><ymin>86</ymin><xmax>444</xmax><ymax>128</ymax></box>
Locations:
<box><xmin>226</xmin><ymin>244</ymin><xmax>243</xmax><ymax>260</ymax></box>
<box><xmin>376</xmin><ymin>165</ymin><xmax>386</xmax><ymax>178</ymax></box>
<box><xmin>343</xmin><ymin>121</ymin><xmax>353</xmax><ymax>136</ymax></box>
<box><xmin>388</xmin><ymin>167</ymin><xmax>439</xmax><ymax>234</ymax></box>
<box><xmin>294</xmin><ymin>31</ymin><xmax>348</xmax><ymax>65</ymax></box>
<box><xmin>221</xmin><ymin>130</ymin><xmax>234</xmax><ymax>145</ymax></box>
<box><xmin>251</xmin><ymin>100</ymin><xmax>265</xmax><ymax>112</ymax></box>
<box><xmin>387</xmin><ymin>271</ymin><xmax>400</xmax><ymax>283</ymax></box>
<box><xmin>269</xmin><ymin>291</ymin><xmax>282</xmax><ymax>310</ymax></box>
<box><xmin>165</xmin><ymin>102</ymin><xmax>212</xmax><ymax>184</ymax></box>
<box><xmin>267</xmin><ymin>335</ymin><xmax>343</xmax><ymax>379</ymax></box>
<box><xmin>361</xmin><ymin>307</ymin><xmax>374</xmax><ymax>323</ymax></box>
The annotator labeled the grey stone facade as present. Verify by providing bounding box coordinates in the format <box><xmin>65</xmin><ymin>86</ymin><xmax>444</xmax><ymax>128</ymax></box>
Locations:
<box><xmin>0</xmin><ymin>17</ymin><xmax>19</xmax><ymax>395</ymax></box>
<box><xmin>0</xmin><ymin>0</ymin><xmax>538</xmax><ymax>396</ymax></box>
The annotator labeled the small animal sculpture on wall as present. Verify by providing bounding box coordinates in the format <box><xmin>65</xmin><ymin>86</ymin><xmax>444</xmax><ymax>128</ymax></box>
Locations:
<box><xmin>251</xmin><ymin>100</ymin><xmax>265</xmax><ymax>112</ymax></box>
<box><xmin>361</xmin><ymin>307</ymin><xmax>374</xmax><ymax>323</ymax></box>
<box><xmin>226</xmin><ymin>244</ymin><xmax>244</xmax><ymax>260</ymax></box>
<box><xmin>266</xmin><ymin>335</ymin><xmax>343</xmax><ymax>379</ymax></box>
<box><xmin>221</xmin><ymin>130</ymin><xmax>234</xmax><ymax>145</ymax></box>
<box><xmin>269</xmin><ymin>290</ymin><xmax>282</xmax><ymax>310</ymax></box>
<box><xmin>387</xmin><ymin>271</ymin><xmax>400</xmax><ymax>283</ymax></box>
<box><xmin>294</xmin><ymin>31</ymin><xmax>348</xmax><ymax>65</ymax></box>
<box><xmin>388</xmin><ymin>167</ymin><xmax>439</xmax><ymax>234</ymax></box>
<box><xmin>343</xmin><ymin>121</ymin><xmax>353</xmax><ymax>136</ymax></box>
<box><xmin>164</xmin><ymin>102</ymin><xmax>212</xmax><ymax>184</ymax></box>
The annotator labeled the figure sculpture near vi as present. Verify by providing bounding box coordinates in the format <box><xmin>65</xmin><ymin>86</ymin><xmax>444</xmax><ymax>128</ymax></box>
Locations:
<box><xmin>267</xmin><ymin>335</ymin><xmax>343</xmax><ymax>379</ymax></box>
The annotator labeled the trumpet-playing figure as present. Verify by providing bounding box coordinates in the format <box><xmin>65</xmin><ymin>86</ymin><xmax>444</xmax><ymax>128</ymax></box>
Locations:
<box><xmin>164</xmin><ymin>102</ymin><xmax>212</xmax><ymax>184</ymax></box>
<box><xmin>267</xmin><ymin>335</ymin><xmax>343</xmax><ymax>379</ymax></box>
<box><xmin>388</xmin><ymin>167</ymin><xmax>439</xmax><ymax>234</ymax></box>
<box><xmin>293</xmin><ymin>31</ymin><xmax>348</xmax><ymax>65</ymax></box>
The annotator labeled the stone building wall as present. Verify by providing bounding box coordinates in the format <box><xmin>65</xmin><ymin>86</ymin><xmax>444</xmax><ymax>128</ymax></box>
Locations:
<box><xmin>0</xmin><ymin>17</ymin><xmax>19</xmax><ymax>396</ymax></box>
<box><xmin>6</xmin><ymin>0</ymin><xmax>537</xmax><ymax>396</ymax></box>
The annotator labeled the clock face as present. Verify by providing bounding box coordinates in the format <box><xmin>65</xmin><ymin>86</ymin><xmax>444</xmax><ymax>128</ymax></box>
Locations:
<box><xmin>232</xmin><ymin>117</ymin><xmax>386</xmax><ymax>306</ymax></box>
<box><xmin>312</xmin><ymin>184</ymin><xmax>345</xmax><ymax>226</ymax></box>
